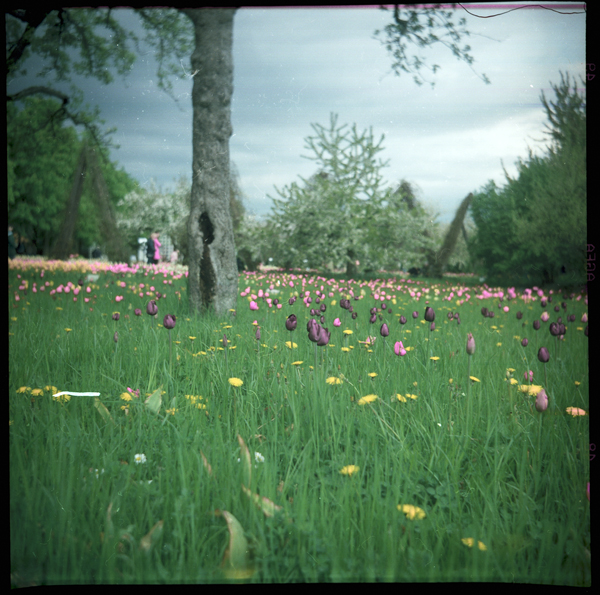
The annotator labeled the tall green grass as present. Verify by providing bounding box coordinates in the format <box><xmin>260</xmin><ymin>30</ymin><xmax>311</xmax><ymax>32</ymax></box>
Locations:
<box><xmin>9</xmin><ymin>266</ymin><xmax>590</xmax><ymax>584</ymax></box>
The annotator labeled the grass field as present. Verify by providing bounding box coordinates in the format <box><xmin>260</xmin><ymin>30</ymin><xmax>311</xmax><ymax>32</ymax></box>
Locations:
<box><xmin>9</xmin><ymin>258</ymin><xmax>590</xmax><ymax>585</ymax></box>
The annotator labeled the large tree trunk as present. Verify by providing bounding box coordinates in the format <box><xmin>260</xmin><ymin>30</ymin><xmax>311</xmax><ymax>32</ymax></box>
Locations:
<box><xmin>183</xmin><ymin>8</ymin><xmax>238</xmax><ymax>316</ymax></box>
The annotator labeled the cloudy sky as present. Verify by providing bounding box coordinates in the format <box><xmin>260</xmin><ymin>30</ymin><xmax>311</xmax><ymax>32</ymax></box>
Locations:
<box><xmin>7</xmin><ymin>4</ymin><xmax>586</xmax><ymax>223</ymax></box>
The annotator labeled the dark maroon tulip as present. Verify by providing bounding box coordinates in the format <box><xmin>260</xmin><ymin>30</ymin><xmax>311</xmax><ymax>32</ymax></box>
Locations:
<box><xmin>306</xmin><ymin>297</ymin><xmax>312</xmax><ymax>304</ymax></box>
<box><xmin>453</xmin><ymin>312</ymin><xmax>459</xmax><ymax>320</ymax></box>
<box><xmin>307</xmin><ymin>319</ymin><xmax>321</xmax><ymax>342</ymax></box>
<box><xmin>147</xmin><ymin>300</ymin><xmax>158</xmax><ymax>316</ymax></box>
<box><xmin>557</xmin><ymin>317</ymin><xmax>562</xmax><ymax>324</ymax></box>
<box><xmin>541</xmin><ymin>299</ymin><xmax>547</xmax><ymax>307</ymax></box>
<box><xmin>488</xmin><ymin>311</ymin><xmax>495</xmax><ymax>318</ymax></box>
<box><xmin>369</xmin><ymin>313</ymin><xmax>377</xmax><ymax>324</ymax></box>
<box><xmin>340</xmin><ymin>299</ymin><xmax>350</xmax><ymax>310</ymax></box>
<box><xmin>547</xmin><ymin>296</ymin><xmax>553</xmax><ymax>303</ymax></box>
<box><xmin>134</xmin><ymin>308</ymin><xmax>142</xmax><ymax>316</ymax></box>
<box><xmin>310</xmin><ymin>308</ymin><xmax>318</xmax><ymax>317</ymax></box>
<box><xmin>424</xmin><ymin>307</ymin><xmax>435</xmax><ymax>322</ymax></box>
<box><xmin>163</xmin><ymin>314</ymin><xmax>176</xmax><ymax>329</ymax></box>
<box><xmin>559</xmin><ymin>323</ymin><xmax>566</xmax><ymax>335</ymax></box>
<box><xmin>561</xmin><ymin>301</ymin><xmax>567</xmax><ymax>310</ymax></box>
<box><xmin>456</xmin><ymin>317</ymin><xmax>461</xmax><ymax>325</ymax></box>
<box><xmin>381</xmin><ymin>323</ymin><xmax>389</xmax><ymax>337</ymax></box>
<box><xmin>538</xmin><ymin>347</ymin><xmax>550</xmax><ymax>363</ymax></box>
<box><xmin>348</xmin><ymin>305</ymin><xmax>354</xmax><ymax>313</ymax></box>
<box><xmin>554</xmin><ymin>305</ymin><xmax>560</xmax><ymax>313</ymax></box>
<box><xmin>370</xmin><ymin>307</ymin><xmax>377</xmax><ymax>315</ymax></box>
<box><xmin>447</xmin><ymin>311</ymin><xmax>454</xmax><ymax>320</ymax></box>
<box><xmin>273</xmin><ymin>299</ymin><xmax>279</xmax><ymax>306</ymax></box>
<box><xmin>315</xmin><ymin>298</ymin><xmax>320</xmax><ymax>304</ymax></box>
<box><xmin>285</xmin><ymin>314</ymin><xmax>297</xmax><ymax>331</ymax></box>
<box><xmin>351</xmin><ymin>312</ymin><xmax>357</xmax><ymax>319</ymax></box>
<box><xmin>320</xmin><ymin>316</ymin><xmax>325</xmax><ymax>325</ymax></box>
<box><xmin>412</xmin><ymin>311</ymin><xmax>419</xmax><ymax>319</ymax></box>
<box><xmin>481</xmin><ymin>307</ymin><xmax>488</xmax><ymax>317</ymax></box>
<box><xmin>316</xmin><ymin>326</ymin><xmax>330</xmax><ymax>346</ymax></box>
<box><xmin>381</xmin><ymin>303</ymin><xmax>387</xmax><ymax>310</ymax></box>
<box><xmin>112</xmin><ymin>312</ymin><xmax>120</xmax><ymax>321</ymax></box>
<box><xmin>256</xmin><ymin>327</ymin><xmax>261</xmax><ymax>341</ymax></box>
<box><xmin>533</xmin><ymin>320</ymin><xmax>541</xmax><ymax>331</ymax></box>
<box><xmin>516</xmin><ymin>311</ymin><xmax>523</xmax><ymax>320</ymax></box>
<box><xmin>320</xmin><ymin>303</ymin><xmax>326</xmax><ymax>312</ymax></box>
<box><xmin>399</xmin><ymin>315</ymin><xmax>407</xmax><ymax>325</ymax></box>
<box><xmin>289</xmin><ymin>297</ymin><xmax>296</xmax><ymax>306</ymax></box>
<box><xmin>549</xmin><ymin>322</ymin><xmax>560</xmax><ymax>337</ymax></box>
<box><xmin>521</xmin><ymin>338</ymin><xmax>528</xmax><ymax>347</ymax></box>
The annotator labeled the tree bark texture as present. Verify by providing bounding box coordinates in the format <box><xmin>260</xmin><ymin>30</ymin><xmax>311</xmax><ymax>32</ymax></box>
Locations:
<box><xmin>184</xmin><ymin>8</ymin><xmax>238</xmax><ymax>316</ymax></box>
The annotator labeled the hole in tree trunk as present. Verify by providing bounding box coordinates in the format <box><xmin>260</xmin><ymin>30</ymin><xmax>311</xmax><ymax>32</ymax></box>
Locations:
<box><xmin>199</xmin><ymin>212</ymin><xmax>216</xmax><ymax>309</ymax></box>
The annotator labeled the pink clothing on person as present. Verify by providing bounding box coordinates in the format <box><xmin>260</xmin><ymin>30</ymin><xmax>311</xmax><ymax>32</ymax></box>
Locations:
<box><xmin>153</xmin><ymin>238</ymin><xmax>162</xmax><ymax>261</ymax></box>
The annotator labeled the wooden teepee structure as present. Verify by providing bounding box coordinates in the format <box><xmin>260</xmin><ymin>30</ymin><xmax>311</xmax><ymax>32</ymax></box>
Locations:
<box><xmin>428</xmin><ymin>192</ymin><xmax>473</xmax><ymax>278</ymax></box>
<box><xmin>51</xmin><ymin>142</ymin><xmax>129</xmax><ymax>262</ymax></box>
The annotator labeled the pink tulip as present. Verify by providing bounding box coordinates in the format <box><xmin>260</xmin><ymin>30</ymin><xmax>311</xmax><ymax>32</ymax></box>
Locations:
<box><xmin>333</xmin><ymin>318</ymin><xmax>341</xmax><ymax>327</ymax></box>
<box><xmin>541</xmin><ymin>312</ymin><xmax>549</xmax><ymax>322</ymax></box>
<box><xmin>249</xmin><ymin>301</ymin><xmax>258</xmax><ymax>311</ymax></box>
<box><xmin>394</xmin><ymin>341</ymin><xmax>407</xmax><ymax>356</ymax></box>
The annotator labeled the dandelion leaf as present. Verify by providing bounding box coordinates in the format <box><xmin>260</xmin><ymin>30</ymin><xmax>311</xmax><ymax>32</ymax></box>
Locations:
<box><xmin>139</xmin><ymin>520</ymin><xmax>164</xmax><ymax>553</ymax></box>
<box><xmin>242</xmin><ymin>484</ymin><xmax>283</xmax><ymax>518</ymax></box>
<box><xmin>145</xmin><ymin>387</ymin><xmax>162</xmax><ymax>415</ymax></box>
<box><xmin>217</xmin><ymin>510</ymin><xmax>255</xmax><ymax>580</ymax></box>
<box><xmin>94</xmin><ymin>397</ymin><xmax>115</xmax><ymax>426</ymax></box>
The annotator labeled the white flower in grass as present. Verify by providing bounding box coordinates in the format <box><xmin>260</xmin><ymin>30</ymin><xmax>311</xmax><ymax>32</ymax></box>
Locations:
<box><xmin>134</xmin><ymin>453</ymin><xmax>147</xmax><ymax>464</ymax></box>
<box><xmin>254</xmin><ymin>452</ymin><xmax>265</xmax><ymax>463</ymax></box>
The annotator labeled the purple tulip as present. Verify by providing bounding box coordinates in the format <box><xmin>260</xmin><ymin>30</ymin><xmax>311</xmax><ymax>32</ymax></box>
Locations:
<box><xmin>307</xmin><ymin>319</ymin><xmax>321</xmax><ymax>343</ymax></box>
<box><xmin>285</xmin><ymin>314</ymin><xmax>297</xmax><ymax>331</ymax></box>
<box><xmin>351</xmin><ymin>312</ymin><xmax>358</xmax><ymax>320</ymax></box>
<box><xmin>320</xmin><ymin>315</ymin><xmax>326</xmax><ymax>325</ymax></box>
<box><xmin>521</xmin><ymin>338</ymin><xmax>528</xmax><ymax>347</ymax></box>
<box><xmin>466</xmin><ymin>332</ymin><xmax>475</xmax><ymax>355</ymax></box>
<box><xmin>112</xmin><ymin>312</ymin><xmax>120</xmax><ymax>321</ymax></box>
<box><xmin>549</xmin><ymin>322</ymin><xmax>560</xmax><ymax>336</ymax></box>
<box><xmin>516</xmin><ymin>311</ymin><xmax>523</xmax><ymax>320</ymax></box>
<box><xmin>381</xmin><ymin>323</ymin><xmax>389</xmax><ymax>337</ymax></box>
<box><xmin>447</xmin><ymin>311</ymin><xmax>454</xmax><ymax>320</ymax></box>
<box><xmin>316</xmin><ymin>326</ymin><xmax>331</xmax><ymax>346</ymax></box>
<box><xmin>320</xmin><ymin>303</ymin><xmax>327</xmax><ymax>312</ymax></box>
<box><xmin>399</xmin><ymin>315</ymin><xmax>407</xmax><ymax>325</ymax></box>
<box><xmin>538</xmin><ymin>346</ymin><xmax>550</xmax><ymax>363</ymax></box>
<box><xmin>134</xmin><ymin>308</ymin><xmax>142</xmax><ymax>316</ymax></box>
<box><xmin>289</xmin><ymin>297</ymin><xmax>296</xmax><ymax>306</ymax></box>
<box><xmin>412</xmin><ymin>311</ymin><xmax>419</xmax><ymax>319</ymax></box>
<box><xmin>533</xmin><ymin>320</ymin><xmax>541</xmax><ymax>331</ymax></box>
<box><xmin>424</xmin><ymin>307</ymin><xmax>435</xmax><ymax>322</ymax></box>
<box><xmin>369</xmin><ymin>313</ymin><xmax>377</xmax><ymax>324</ymax></box>
<box><xmin>163</xmin><ymin>314</ymin><xmax>176</xmax><ymax>330</ymax></box>
<box><xmin>481</xmin><ymin>307</ymin><xmax>488</xmax><ymax>317</ymax></box>
<box><xmin>146</xmin><ymin>300</ymin><xmax>158</xmax><ymax>316</ymax></box>
<box><xmin>535</xmin><ymin>388</ymin><xmax>548</xmax><ymax>412</ymax></box>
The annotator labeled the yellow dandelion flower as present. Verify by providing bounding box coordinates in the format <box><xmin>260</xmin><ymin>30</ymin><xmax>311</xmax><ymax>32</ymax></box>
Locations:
<box><xmin>326</xmin><ymin>377</ymin><xmax>342</xmax><ymax>385</ymax></box>
<box><xmin>340</xmin><ymin>465</ymin><xmax>359</xmax><ymax>476</ymax></box>
<box><xmin>285</xmin><ymin>341</ymin><xmax>298</xmax><ymax>349</ymax></box>
<box><xmin>343</xmin><ymin>330</ymin><xmax>353</xmax><ymax>335</ymax></box>
<box><xmin>470</xmin><ymin>376</ymin><xmax>480</xmax><ymax>382</ymax></box>
<box><xmin>462</xmin><ymin>537</ymin><xmax>474</xmax><ymax>547</ymax></box>
<box><xmin>575</xmin><ymin>381</ymin><xmax>581</xmax><ymax>386</ymax></box>
<box><xmin>430</xmin><ymin>356</ymin><xmax>440</xmax><ymax>361</ymax></box>
<box><xmin>507</xmin><ymin>368</ymin><xmax>515</xmax><ymax>374</ymax></box>
<box><xmin>64</xmin><ymin>328</ymin><xmax>72</xmax><ymax>332</ymax></box>
<box><xmin>292</xmin><ymin>361</ymin><xmax>303</xmax><ymax>366</ymax></box>
<box><xmin>165</xmin><ymin>408</ymin><xmax>178</xmax><ymax>416</ymax></box>
<box><xmin>449</xmin><ymin>378</ymin><xmax>453</xmax><ymax>384</ymax></box>
<box><xmin>566</xmin><ymin>407</ymin><xmax>586</xmax><ymax>417</ymax></box>
<box><xmin>509</xmin><ymin>378</ymin><xmax>518</xmax><ymax>385</ymax></box>
<box><xmin>45</xmin><ymin>385</ymin><xmax>57</xmax><ymax>394</ymax></box>
<box><xmin>189</xmin><ymin>336</ymin><xmax>196</xmax><ymax>341</ymax></box>
<box><xmin>120</xmin><ymin>392</ymin><xmax>133</xmax><ymax>402</ymax></box>
<box><xmin>17</xmin><ymin>386</ymin><xmax>30</xmax><ymax>393</ymax></box>
<box><xmin>341</xmin><ymin>347</ymin><xmax>350</xmax><ymax>352</ymax></box>
<box><xmin>397</xmin><ymin>394</ymin><xmax>407</xmax><ymax>402</ymax></box>
<box><xmin>518</xmin><ymin>384</ymin><xmax>543</xmax><ymax>396</ymax></box>
<box><xmin>228</xmin><ymin>377</ymin><xmax>243</xmax><ymax>387</ymax></box>
<box><xmin>358</xmin><ymin>394</ymin><xmax>378</xmax><ymax>405</ymax></box>
<box><xmin>398</xmin><ymin>504</ymin><xmax>426</xmax><ymax>520</ymax></box>
<box><xmin>407</xmin><ymin>394</ymin><xmax>418</xmax><ymax>400</ymax></box>
<box><xmin>413</xmin><ymin>382</ymin><xmax>418</xmax><ymax>387</ymax></box>
<box><xmin>478</xmin><ymin>541</ymin><xmax>487</xmax><ymax>551</ymax></box>
<box><xmin>368</xmin><ymin>372</ymin><xmax>378</xmax><ymax>378</ymax></box>
<box><xmin>496</xmin><ymin>342</ymin><xmax>502</xmax><ymax>347</ymax></box>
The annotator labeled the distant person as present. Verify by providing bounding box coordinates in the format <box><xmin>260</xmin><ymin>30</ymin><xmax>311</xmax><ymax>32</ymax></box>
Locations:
<box><xmin>146</xmin><ymin>234</ymin><xmax>154</xmax><ymax>264</ymax></box>
<box><xmin>170</xmin><ymin>249</ymin><xmax>179</xmax><ymax>264</ymax></box>
<box><xmin>152</xmin><ymin>232</ymin><xmax>162</xmax><ymax>264</ymax></box>
<box><xmin>8</xmin><ymin>226</ymin><xmax>16</xmax><ymax>259</ymax></box>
